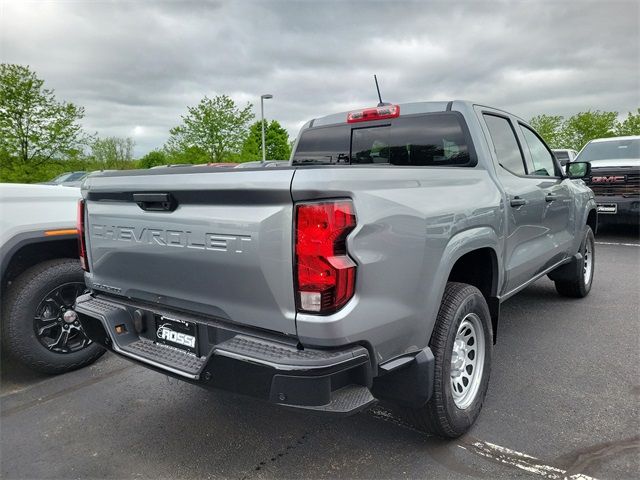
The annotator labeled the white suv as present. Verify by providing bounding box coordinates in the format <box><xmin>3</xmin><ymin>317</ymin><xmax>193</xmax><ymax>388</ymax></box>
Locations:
<box><xmin>0</xmin><ymin>183</ymin><xmax>105</xmax><ymax>373</ymax></box>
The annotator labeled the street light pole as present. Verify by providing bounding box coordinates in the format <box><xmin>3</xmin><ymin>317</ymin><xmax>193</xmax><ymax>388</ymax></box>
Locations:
<box><xmin>260</xmin><ymin>94</ymin><xmax>273</xmax><ymax>164</ymax></box>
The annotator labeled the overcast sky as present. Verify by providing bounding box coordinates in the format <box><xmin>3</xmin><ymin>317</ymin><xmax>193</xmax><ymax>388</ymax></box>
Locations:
<box><xmin>1</xmin><ymin>0</ymin><xmax>638</xmax><ymax>156</ymax></box>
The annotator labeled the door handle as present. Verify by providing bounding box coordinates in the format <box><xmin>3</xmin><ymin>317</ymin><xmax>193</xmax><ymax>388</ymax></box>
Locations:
<box><xmin>545</xmin><ymin>194</ymin><xmax>558</xmax><ymax>202</ymax></box>
<box><xmin>510</xmin><ymin>196</ymin><xmax>527</xmax><ymax>207</ymax></box>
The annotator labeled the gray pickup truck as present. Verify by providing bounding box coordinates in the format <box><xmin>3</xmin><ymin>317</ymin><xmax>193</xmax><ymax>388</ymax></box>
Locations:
<box><xmin>75</xmin><ymin>101</ymin><xmax>597</xmax><ymax>438</ymax></box>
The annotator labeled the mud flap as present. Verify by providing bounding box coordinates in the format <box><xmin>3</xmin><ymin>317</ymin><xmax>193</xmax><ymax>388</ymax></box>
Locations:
<box><xmin>371</xmin><ymin>348</ymin><xmax>435</xmax><ymax>408</ymax></box>
<box><xmin>548</xmin><ymin>253</ymin><xmax>583</xmax><ymax>282</ymax></box>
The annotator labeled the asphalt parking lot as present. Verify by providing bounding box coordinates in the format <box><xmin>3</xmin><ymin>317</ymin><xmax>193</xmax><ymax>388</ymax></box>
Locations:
<box><xmin>1</xmin><ymin>225</ymin><xmax>639</xmax><ymax>480</ymax></box>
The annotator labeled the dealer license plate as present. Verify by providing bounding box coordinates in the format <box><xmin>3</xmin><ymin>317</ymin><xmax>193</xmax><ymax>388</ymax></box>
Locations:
<box><xmin>155</xmin><ymin>315</ymin><xmax>198</xmax><ymax>354</ymax></box>
<box><xmin>597</xmin><ymin>203</ymin><xmax>617</xmax><ymax>214</ymax></box>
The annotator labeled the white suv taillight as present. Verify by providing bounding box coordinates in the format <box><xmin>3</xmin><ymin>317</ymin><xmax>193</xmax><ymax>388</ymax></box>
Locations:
<box><xmin>295</xmin><ymin>200</ymin><xmax>357</xmax><ymax>314</ymax></box>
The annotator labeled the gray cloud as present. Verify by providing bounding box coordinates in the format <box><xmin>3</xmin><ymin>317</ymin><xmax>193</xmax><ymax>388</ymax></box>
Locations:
<box><xmin>1</xmin><ymin>0</ymin><xmax>638</xmax><ymax>156</ymax></box>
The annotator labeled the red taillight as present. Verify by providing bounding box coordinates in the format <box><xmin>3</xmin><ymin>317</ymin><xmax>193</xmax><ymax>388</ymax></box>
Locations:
<box><xmin>77</xmin><ymin>199</ymin><xmax>89</xmax><ymax>272</ymax></box>
<box><xmin>295</xmin><ymin>201</ymin><xmax>357</xmax><ymax>314</ymax></box>
<box><xmin>347</xmin><ymin>104</ymin><xmax>400</xmax><ymax>123</ymax></box>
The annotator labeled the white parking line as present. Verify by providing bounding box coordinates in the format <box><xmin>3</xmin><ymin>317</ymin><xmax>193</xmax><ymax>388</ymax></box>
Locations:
<box><xmin>459</xmin><ymin>441</ymin><xmax>597</xmax><ymax>479</ymax></box>
<box><xmin>368</xmin><ymin>407</ymin><xmax>598</xmax><ymax>479</ymax></box>
<box><xmin>595</xmin><ymin>241</ymin><xmax>640</xmax><ymax>247</ymax></box>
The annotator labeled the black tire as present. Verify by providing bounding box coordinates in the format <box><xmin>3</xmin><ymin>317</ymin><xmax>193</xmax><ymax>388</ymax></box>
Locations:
<box><xmin>1</xmin><ymin>258</ymin><xmax>105</xmax><ymax>374</ymax></box>
<box><xmin>404</xmin><ymin>282</ymin><xmax>493</xmax><ymax>438</ymax></box>
<box><xmin>554</xmin><ymin>226</ymin><xmax>595</xmax><ymax>298</ymax></box>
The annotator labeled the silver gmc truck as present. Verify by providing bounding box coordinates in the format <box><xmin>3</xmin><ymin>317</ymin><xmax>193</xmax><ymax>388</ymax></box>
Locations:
<box><xmin>75</xmin><ymin>101</ymin><xmax>597</xmax><ymax>438</ymax></box>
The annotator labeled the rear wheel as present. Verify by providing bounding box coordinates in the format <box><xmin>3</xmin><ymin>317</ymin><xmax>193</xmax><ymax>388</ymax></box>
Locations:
<box><xmin>554</xmin><ymin>226</ymin><xmax>595</xmax><ymax>298</ymax></box>
<box><xmin>405</xmin><ymin>282</ymin><xmax>493</xmax><ymax>438</ymax></box>
<box><xmin>2</xmin><ymin>258</ymin><xmax>105</xmax><ymax>374</ymax></box>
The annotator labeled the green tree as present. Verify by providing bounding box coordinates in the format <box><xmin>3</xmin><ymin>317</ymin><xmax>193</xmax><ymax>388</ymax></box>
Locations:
<box><xmin>615</xmin><ymin>109</ymin><xmax>640</xmax><ymax>136</ymax></box>
<box><xmin>529</xmin><ymin>114</ymin><xmax>564</xmax><ymax>149</ymax></box>
<box><xmin>240</xmin><ymin>120</ymin><xmax>291</xmax><ymax>161</ymax></box>
<box><xmin>138</xmin><ymin>149</ymin><xmax>167</xmax><ymax>168</ymax></box>
<box><xmin>562</xmin><ymin>110</ymin><xmax>618</xmax><ymax>151</ymax></box>
<box><xmin>166</xmin><ymin>95</ymin><xmax>254</xmax><ymax>163</ymax></box>
<box><xmin>163</xmin><ymin>145</ymin><xmax>210</xmax><ymax>165</ymax></box>
<box><xmin>92</xmin><ymin>136</ymin><xmax>136</xmax><ymax>169</ymax></box>
<box><xmin>0</xmin><ymin>64</ymin><xmax>90</xmax><ymax>177</ymax></box>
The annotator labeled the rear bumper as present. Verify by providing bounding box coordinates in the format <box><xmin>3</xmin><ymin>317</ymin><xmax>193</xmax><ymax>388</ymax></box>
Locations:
<box><xmin>595</xmin><ymin>196</ymin><xmax>640</xmax><ymax>223</ymax></box>
<box><xmin>75</xmin><ymin>294</ymin><xmax>376</xmax><ymax>414</ymax></box>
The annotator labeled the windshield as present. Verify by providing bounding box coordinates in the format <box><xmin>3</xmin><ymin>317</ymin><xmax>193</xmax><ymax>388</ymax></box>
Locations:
<box><xmin>553</xmin><ymin>151</ymin><xmax>569</xmax><ymax>161</ymax></box>
<box><xmin>577</xmin><ymin>138</ymin><xmax>640</xmax><ymax>162</ymax></box>
<box><xmin>50</xmin><ymin>172</ymin><xmax>74</xmax><ymax>183</ymax></box>
<box><xmin>64</xmin><ymin>172</ymin><xmax>87</xmax><ymax>181</ymax></box>
<box><xmin>292</xmin><ymin>112</ymin><xmax>474</xmax><ymax>167</ymax></box>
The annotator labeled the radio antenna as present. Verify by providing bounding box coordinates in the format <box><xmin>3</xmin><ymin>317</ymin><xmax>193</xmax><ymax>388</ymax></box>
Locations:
<box><xmin>374</xmin><ymin>75</ymin><xmax>390</xmax><ymax>107</ymax></box>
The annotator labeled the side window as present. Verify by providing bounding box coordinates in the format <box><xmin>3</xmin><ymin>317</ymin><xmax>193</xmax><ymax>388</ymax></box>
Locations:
<box><xmin>483</xmin><ymin>114</ymin><xmax>526</xmax><ymax>176</ymax></box>
<box><xmin>520</xmin><ymin>125</ymin><xmax>557</xmax><ymax>177</ymax></box>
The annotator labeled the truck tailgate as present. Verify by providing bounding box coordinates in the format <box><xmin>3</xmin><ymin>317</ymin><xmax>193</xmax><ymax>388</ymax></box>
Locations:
<box><xmin>83</xmin><ymin>168</ymin><xmax>297</xmax><ymax>336</ymax></box>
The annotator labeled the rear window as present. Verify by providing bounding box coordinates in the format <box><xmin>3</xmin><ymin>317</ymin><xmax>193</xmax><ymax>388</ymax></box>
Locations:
<box><xmin>292</xmin><ymin>113</ymin><xmax>475</xmax><ymax>167</ymax></box>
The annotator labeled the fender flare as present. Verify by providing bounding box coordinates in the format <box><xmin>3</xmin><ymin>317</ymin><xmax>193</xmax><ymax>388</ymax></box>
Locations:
<box><xmin>0</xmin><ymin>230</ymin><xmax>78</xmax><ymax>282</ymax></box>
<box><xmin>423</xmin><ymin>226</ymin><xmax>502</xmax><ymax>343</ymax></box>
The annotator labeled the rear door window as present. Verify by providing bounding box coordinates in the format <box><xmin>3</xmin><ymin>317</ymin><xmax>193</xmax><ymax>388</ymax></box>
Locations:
<box><xmin>293</xmin><ymin>112</ymin><xmax>474</xmax><ymax>167</ymax></box>
<box><xmin>483</xmin><ymin>114</ymin><xmax>527</xmax><ymax>176</ymax></box>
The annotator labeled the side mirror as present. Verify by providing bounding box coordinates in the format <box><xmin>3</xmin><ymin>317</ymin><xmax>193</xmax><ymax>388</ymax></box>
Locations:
<box><xmin>566</xmin><ymin>161</ymin><xmax>591</xmax><ymax>179</ymax></box>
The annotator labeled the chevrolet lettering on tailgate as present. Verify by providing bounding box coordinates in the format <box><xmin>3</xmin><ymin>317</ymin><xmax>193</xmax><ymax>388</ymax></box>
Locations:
<box><xmin>92</xmin><ymin>224</ymin><xmax>252</xmax><ymax>253</ymax></box>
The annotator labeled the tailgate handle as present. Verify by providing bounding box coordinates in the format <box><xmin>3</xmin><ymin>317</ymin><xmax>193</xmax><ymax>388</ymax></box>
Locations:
<box><xmin>133</xmin><ymin>193</ymin><xmax>176</xmax><ymax>212</ymax></box>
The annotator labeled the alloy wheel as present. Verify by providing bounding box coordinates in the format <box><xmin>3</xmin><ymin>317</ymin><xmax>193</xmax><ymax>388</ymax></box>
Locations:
<box><xmin>34</xmin><ymin>282</ymin><xmax>91</xmax><ymax>353</ymax></box>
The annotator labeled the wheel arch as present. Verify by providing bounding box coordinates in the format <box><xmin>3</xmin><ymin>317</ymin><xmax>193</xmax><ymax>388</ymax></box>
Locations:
<box><xmin>447</xmin><ymin>247</ymin><xmax>499</xmax><ymax>299</ymax></box>
<box><xmin>430</xmin><ymin>227</ymin><xmax>501</xmax><ymax>344</ymax></box>
<box><xmin>1</xmin><ymin>231</ymin><xmax>79</xmax><ymax>290</ymax></box>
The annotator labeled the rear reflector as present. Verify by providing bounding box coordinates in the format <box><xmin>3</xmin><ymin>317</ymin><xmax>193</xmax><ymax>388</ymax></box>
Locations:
<box><xmin>295</xmin><ymin>201</ymin><xmax>357</xmax><ymax>314</ymax></box>
<box><xmin>77</xmin><ymin>199</ymin><xmax>89</xmax><ymax>272</ymax></box>
<box><xmin>347</xmin><ymin>104</ymin><xmax>400</xmax><ymax>123</ymax></box>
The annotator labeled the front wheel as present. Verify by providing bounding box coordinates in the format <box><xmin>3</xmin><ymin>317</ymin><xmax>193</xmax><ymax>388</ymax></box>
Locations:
<box><xmin>405</xmin><ymin>282</ymin><xmax>493</xmax><ymax>438</ymax></box>
<box><xmin>554</xmin><ymin>226</ymin><xmax>595</xmax><ymax>298</ymax></box>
